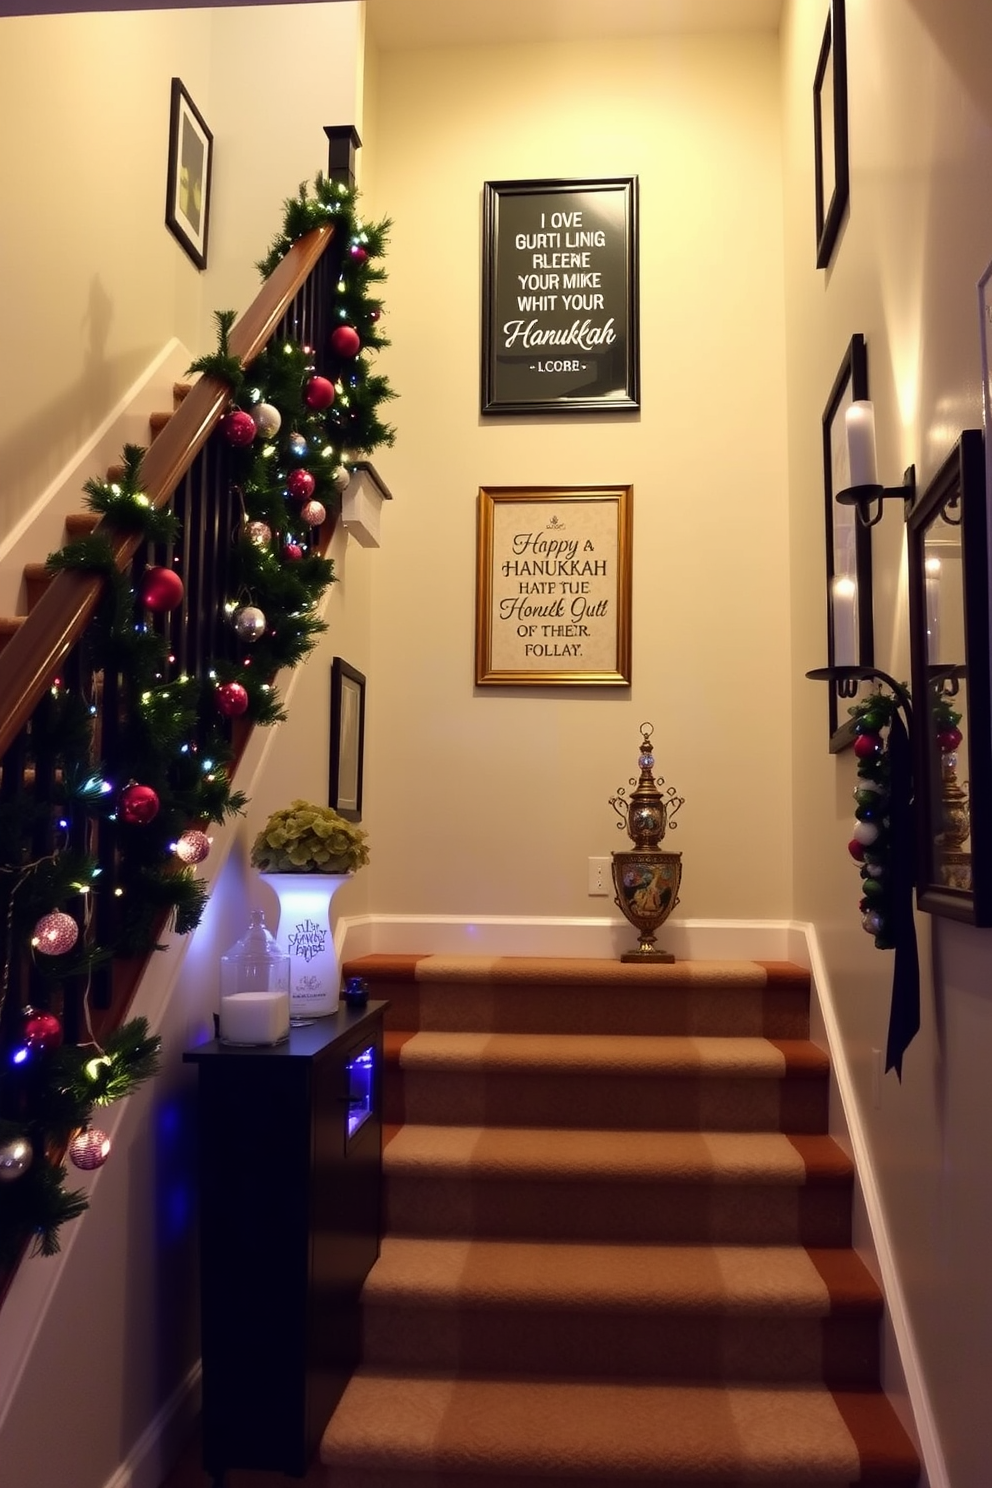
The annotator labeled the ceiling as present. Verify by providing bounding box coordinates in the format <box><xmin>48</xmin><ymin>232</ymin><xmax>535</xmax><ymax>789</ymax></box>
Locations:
<box><xmin>1</xmin><ymin>0</ymin><xmax>783</xmax><ymax>32</ymax></box>
<box><xmin>364</xmin><ymin>0</ymin><xmax>784</xmax><ymax>51</ymax></box>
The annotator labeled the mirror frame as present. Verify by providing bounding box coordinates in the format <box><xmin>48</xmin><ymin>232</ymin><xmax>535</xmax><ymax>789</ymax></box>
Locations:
<box><xmin>907</xmin><ymin>429</ymin><xmax>992</xmax><ymax>924</ymax></box>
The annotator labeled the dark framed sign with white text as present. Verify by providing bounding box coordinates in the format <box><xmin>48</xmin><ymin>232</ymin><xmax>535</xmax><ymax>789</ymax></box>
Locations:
<box><xmin>481</xmin><ymin>176</ymin><xmax>639</xmax><ymax>415</ymax></box>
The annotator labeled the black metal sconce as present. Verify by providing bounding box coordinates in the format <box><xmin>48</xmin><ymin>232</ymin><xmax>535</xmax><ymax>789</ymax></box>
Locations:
<box><xmin>836</xmin><ymin>398</ymin><xmax>916</xmax><ymax>526</ymax></box>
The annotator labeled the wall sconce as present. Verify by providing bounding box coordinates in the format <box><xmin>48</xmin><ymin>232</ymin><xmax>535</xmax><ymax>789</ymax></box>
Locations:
<box><xmin>837</xmin><ymin>400</ymin><xmax>916</xmax><ymax>526</ymax></box>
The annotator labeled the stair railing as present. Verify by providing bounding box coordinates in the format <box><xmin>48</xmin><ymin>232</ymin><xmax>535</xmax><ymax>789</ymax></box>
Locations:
<box><xmin>0</xmin><ymin>221</ymin><xmax>340</xmax><ymax>1047</ymax></box>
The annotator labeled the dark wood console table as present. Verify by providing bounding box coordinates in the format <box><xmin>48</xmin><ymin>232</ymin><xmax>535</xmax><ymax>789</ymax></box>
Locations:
<box><xmin>183</xmin><ymin>1001</ymin><xmax>386</xmax><ymax>1482</ymax></box>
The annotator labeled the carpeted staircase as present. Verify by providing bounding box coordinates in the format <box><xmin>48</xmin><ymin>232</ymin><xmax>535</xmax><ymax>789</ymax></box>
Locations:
<box><xmin>321</xmin><ymin>954</ymin><xmax>920</xmax><ymax>1487</ymax></box>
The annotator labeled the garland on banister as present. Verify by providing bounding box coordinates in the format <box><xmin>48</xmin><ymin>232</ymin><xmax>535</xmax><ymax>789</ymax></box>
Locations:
<box><xmin>0</xmin><ymin>175</ymin><xmax>396</xmax><ymax>1262</ymax></box>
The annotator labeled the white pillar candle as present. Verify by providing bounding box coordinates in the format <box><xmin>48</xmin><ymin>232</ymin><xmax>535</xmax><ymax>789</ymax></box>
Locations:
<box><xmin>845</xmin><ymin>400</ymin><xmax>878</xmax><ymax>487</ymax></box>
<box><xmin>832</xmin><ymin>575</ymin><xmax>858</xmax><ymax>664</ymax></box>
<box><xmin>219</xmin><ymin>991</ymin><xmax>290</xmax><ymax>1045</ymax></box>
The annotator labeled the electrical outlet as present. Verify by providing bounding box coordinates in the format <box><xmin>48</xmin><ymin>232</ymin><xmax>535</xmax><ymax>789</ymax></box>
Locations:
<box><xmin>588</xmin><ymin>857</ymin><xmax>611</xmax><ymax>896</ymax></box>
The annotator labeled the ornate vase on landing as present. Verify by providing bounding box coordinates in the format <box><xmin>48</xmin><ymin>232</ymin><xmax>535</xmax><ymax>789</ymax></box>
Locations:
<box><xmin>607</xmin><ymin>721</ymin><xmax>685</xmax><ymax>963</ymax></box>
<box><xmin>259</xmin><ymin>873</ymin><xmax>350</xmax><ymax>1018</ymax></box>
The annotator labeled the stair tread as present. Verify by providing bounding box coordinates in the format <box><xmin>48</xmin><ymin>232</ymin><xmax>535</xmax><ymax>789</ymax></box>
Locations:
<box><xmin>387</xmin><ymin>1030</ymin><xmax>828</xmax><ymax>1078</ymax></box>
<box><xmin>321</xmin><ymin>1372</ymin><xmax>919</xmax><ymax>1482</ymax></box>
<box><xmin>365</xmin><ymin>1236</ymin><xmax>881</xmax><ymax>1314</ymax></box>
<box><xmin>384</xmin><ymin>1125</ymin><xmax>853</xmax><ymax>1185</ymax></box>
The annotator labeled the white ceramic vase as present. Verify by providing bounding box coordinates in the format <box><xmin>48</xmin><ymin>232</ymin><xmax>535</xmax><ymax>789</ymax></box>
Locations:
<box><xmin>259</xmin><ymin>872</ymin><xmax>351</xmax><ymax>1018</ymax></box>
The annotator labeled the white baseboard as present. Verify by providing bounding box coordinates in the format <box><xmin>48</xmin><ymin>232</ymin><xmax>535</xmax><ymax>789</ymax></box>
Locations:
<box><xmin>102</xmin><ymin>1363</ymin><xmax>201</xmax><ymax>1488</ymax></box>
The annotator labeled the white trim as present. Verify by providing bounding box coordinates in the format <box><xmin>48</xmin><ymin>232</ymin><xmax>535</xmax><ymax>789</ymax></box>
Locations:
<box><xmin>800</xmin><ymin>920</ymin><xmax>944</xmax><ymax>1488</ymax></box>
<box><xmin>101</xmin><ymin>1362</ymin><xmax>201</xmax><ymax>1488</ymax></box>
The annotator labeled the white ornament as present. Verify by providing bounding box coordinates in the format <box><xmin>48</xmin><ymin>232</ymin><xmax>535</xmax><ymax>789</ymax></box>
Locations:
<box><xmin>252</xmin><ymin>402</ymin><xmax>282</xmax><ymax>437</ymax></box>
<box><xmin>852</xmin><ymin>819</ymin><xmax>879</xmax><ymax>846</ymax></box>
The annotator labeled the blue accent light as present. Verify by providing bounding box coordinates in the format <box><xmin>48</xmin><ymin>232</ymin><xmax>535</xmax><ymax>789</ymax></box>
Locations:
<box><xmin>346</xmin><ymin>1045</ymin><xmax>375</xmax><ymax>1140</ymax></box>
<box><xmin>11</xmin><ymin>1046</ymin><xmax>29</xmax><ymax>1066</ymax></box>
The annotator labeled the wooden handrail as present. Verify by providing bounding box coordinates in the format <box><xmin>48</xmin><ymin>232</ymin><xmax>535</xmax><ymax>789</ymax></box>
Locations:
<box><xmin>0</xmin><ymin>224</ymin><xmax>334</xmax><ymax>760</ymax></box>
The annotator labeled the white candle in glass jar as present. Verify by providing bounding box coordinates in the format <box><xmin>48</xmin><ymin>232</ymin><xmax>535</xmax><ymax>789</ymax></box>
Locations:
<box><xmin>219</xmin><ymin>991</ymin><xmax>289</xmax><ymax>1045</ymax></box>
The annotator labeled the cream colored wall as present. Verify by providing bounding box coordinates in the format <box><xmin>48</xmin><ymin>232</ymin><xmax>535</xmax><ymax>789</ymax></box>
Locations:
<box><xmin>0</xmin><ymin>3</ymin><xmax>362</xmax><ymax>542</ymax></box>
<box><xmin>781</xmin><ymin>3</ymin><xmax>992</xmax><ymax>1484</ymax></box>
<box><xmin>363</xmin><ymin>32</ymin><xmax>792</xmax><ymax>923</ymax></box>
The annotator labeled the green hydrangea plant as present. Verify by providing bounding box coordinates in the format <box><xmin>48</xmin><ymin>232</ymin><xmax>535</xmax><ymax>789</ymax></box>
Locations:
<box><xmin>250</xmin><ymin>800</ymin><xmax>370</xmax><ymax>873</ymax></box>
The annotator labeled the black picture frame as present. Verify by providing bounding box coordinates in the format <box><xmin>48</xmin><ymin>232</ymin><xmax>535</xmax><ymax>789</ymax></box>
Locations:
<box><xmin>813</xmin><ymin>0</ymin><xmax>849</xmax><ymax>270</ymax></box>
<box><xmin>329</xmin><ymin>659</ymin><xmax>366</xmax><ymax>823</ymax></box>
<box><xmin>907</xmin><ymin>430</ymin><xmax>992</xmax><ymax>925</ymax></box>
<box><xmin>165</xmin><ymin>78</ymin><xmax>213</xmax><ymax>270</ymax></box>
<box><xmin>822</xmin><ymin>333</ymin><xmax>873</xmax><ymax>749</ymax></box>
<box><xmin>481</xmin><ymin>176</ymin><xmax>639</xmax><ymax>415</ymax></box>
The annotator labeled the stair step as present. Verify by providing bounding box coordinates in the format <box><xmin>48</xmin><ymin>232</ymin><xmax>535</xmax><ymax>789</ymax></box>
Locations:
<box><xmin>385</xmin><ymin>1031</ymin><xmax>829</xmax><ymax>1132</ymax></box>
<box><xmin>321</xmin><ymin>1373</ymin><xmax>920</xmax><ymax>1486</ymax></box>
<box><xmin>383</xmin><ymin>1126</ymin><xmax>853</xmax><ymax>1245</ymax></box>
<box><xmin>23</xmin><ymin>562</ymin><xmax>53</xmax><ymax>609</ymax></box>
<box><xmin>361</xmin><ymin>1236</ymin><xmax>881</xmax><ymax>1385</ymax></box>
<box><xmin>345</xmin><ymin>954</ymin><xmax>812</xmax><ymax>1040</ymax></box>
<box><xmin>64</xmin><ymin>511</ymin><xmax>100</xmax><ymax>540</ymax></box>
<box><xmin>149</xmin><ymin>409</ymin><xmax>172</xmax><ymax>438</ymax></box>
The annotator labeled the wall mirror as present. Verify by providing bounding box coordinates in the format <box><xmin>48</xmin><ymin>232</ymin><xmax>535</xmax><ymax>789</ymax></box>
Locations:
<box><xmin>907</xmin><ymin>429</ymin><xmax>992</xmax><ymax>924</ymax></box>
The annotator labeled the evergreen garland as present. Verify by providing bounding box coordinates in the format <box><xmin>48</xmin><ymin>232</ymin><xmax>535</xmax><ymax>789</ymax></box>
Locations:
<box><xmin>0</xmin><ymin>173</ymin><xmax>396</xmax><ymax>1264</ymax></box>
<box><xmin>848</xmin><ymin>693</ymin><xmax>900</xmax><ymax>948</ymax></box>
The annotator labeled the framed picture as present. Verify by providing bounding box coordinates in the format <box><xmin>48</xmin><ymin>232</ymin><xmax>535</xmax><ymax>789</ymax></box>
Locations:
<box><xmin>813</xmin><ymin>0</ymin><xmax>849</xmax><ymax>269</ymax></box>
<box><xmin>822</xmin><ymin>333</ymin><xmax>874</xmax><ymax>749</ymax></box>
<box><xmin>481</xmin><ymin>177</ymin><xmax>639</xmax><ymax>414</ymax></box>
<box><xmin>475</xmin><ymin>485</ymin><xmax>632</xmax><ymax>686</ymax></box>
<box><xmin>907</xmin><ymin>430</ymin><xmax>992</xmax><ymax>925</ymax></box>
<box><xmin>329</xmin><ymin>658</ymin><xmax>366</xmax><ymax>822</ymax></box>
<box><xmin>165</xmin><ymin>78</ymin><xmax>213</xmax><ymax>270</ymax></box>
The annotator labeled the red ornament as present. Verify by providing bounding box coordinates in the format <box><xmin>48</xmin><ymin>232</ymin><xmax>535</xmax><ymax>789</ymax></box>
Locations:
<box><xmin>139</xmin><ymin>566</ymin><xmax>184</xmax><ymax>613</ymax></box>
<box><xmin>31</xmin><ymin>911</ymin><xmax>79</xmax><ymax>957</ymax></box>
<box><xmin>300</xmin><ymin>500</ymin><xmax>327</xmax><ymax>528</ymax></box>
<box><xmin>222</xmin><ymin>410</ymin><xmax>257</xmax><ymax>447</ymax></box>
<box><xmin>369</xmin><ymin>308</ymin><xmax>381</xmax><ymax>322</ymax></box>
<box><xmin>853</xmin><ymin>732</ymin><xmax>883</xmax><ymax>760</ymax></box>
<box><xmin>286</xmin><ymin>468</ymin><xmax>316</xmax><ymax>501</ymax></box>
<box><xmin>937</xmin><ymin>727</ymin><xmax>963</xmax><ymax>752</ymax></box>
<box><xmin>348</xmin><ymin>243</ymin><xmax>368</xmax><ymax>265</ymax></box>
<box><xmin>216</xmin><ymin>681</ymin><xmax>249</xmax><ymax>718</ymax></box>
<box><xmin>283</xmin><ymin>542</ymin><xmax>303</xmax><ymax>562</ymax></box>
<box><xmin>330</xmin><ymin>324</ymin><xmax>361</xmax><ymax>358</ymax></box>
<box><xmin>304</xmin><ymin>376</ymin><xmax>335</xmax><ymax>410</ymax></box>
<box><xmin>69</xmin><ymin>1129</ymin><xmax>111</xmax><ymax>1171</ymax></box>
<box><xmin>175</xmin><ymin>829</ymin><xmax>211</xmax><ymax>865</ymax></box>
<box><xmin>22</xmin><ymin>1008</ymin><xmax>63</xmax><ymax>1050</ymax></box>
<box><xmin>120</xmin><ymin>783</ymin><xmax>160</xmax><ymax>825</ymax></box>
<box><xmin>847</xmin><ymin>838</ymin><xmax>866</xmax><ymax>862</ymax></box>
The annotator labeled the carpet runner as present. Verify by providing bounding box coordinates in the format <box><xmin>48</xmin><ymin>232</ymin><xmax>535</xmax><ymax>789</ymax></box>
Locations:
<box><xmin>321</xmin><ymin>954</ymin><xmax>920</xmax><ymax>1486</ymax></box>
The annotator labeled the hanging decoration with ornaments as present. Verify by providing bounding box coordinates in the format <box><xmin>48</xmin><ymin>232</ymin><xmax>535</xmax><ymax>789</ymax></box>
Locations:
<box><xmin>845</xmin><ymin>685</ymin><xmax>920</xmax><ymax>1081</ymax></box>
<box><xmin>848</xmin><ymin>693</ymin><xmax>898</xmax><ymax>949</ymax></box>
<box><xmin>0</xmin><ymin>1015</ymin><xmax>159</xmax><ymax>1262</ymax></box>
<box><xmin>0</xmin><ymin>174</ymin><xmax>395</xmax><ymax>1266</ymax></box>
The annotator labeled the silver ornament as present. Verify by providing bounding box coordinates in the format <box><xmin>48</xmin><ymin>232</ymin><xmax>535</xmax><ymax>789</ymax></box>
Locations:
<box><xmin>332</xmin><ymin>465</ymin><xmax>351</xmax><ymax>492</ymax></box>
<box><xmin>245</xmin><ymin>521</ymin><xmax>272</xmax><ymax>547</ymax></box>
<box><xmin>0</xmin><ymin>1136</ymin><xmax>33</xmax><ymax>1183</ymax></box>
<box><xmin>251</xmin><ymin>402</ymin><xmax>282</xmax><ymax>438</ymax></box>
<box><xmin>233</xmin><ymin>606</ymin><xmax>267</xmax><ymax>642</ymax></box>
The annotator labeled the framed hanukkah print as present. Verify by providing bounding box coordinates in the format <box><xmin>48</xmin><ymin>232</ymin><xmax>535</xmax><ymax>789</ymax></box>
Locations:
<box><xmin>907</xmin><ymin>430</ymin><xmax>992</xmax><ymax>925</ymax></box>
<box><xmin>481</xmin><ymin>177</ymin><xmax>639</xmax><ymax>414</ymax></box>
<box><xmin>822</xmin><ymin>333</ymin><xmax>874</xmax><ymax>750</ymax></box>
<box><xmin>475</xmin><ymin>485</ymin><xmax>632</xmax><ymax>686</ymax></box>
<box><xmin>165</xmin><ymin>78</ymin><xmax>213</xmax><ymax>270</ymax></box>
<box><xmin>813</xmin><ymin>0</ymin><xmax>849</xmax><ymax>269</ymax></box>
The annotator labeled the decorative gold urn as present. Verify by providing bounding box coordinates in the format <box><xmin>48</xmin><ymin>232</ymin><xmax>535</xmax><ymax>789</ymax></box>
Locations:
<box><xmin>608</xmin><ymin>722</ymin><xmax>684</xmax><ymax>962</ymax></box>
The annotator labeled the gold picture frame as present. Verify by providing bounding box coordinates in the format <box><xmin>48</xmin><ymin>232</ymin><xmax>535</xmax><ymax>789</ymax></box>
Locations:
<box><xmin>475</xmin><ymin>485</ymin><xmax>632</xmax><ymax>686</ymax></box>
